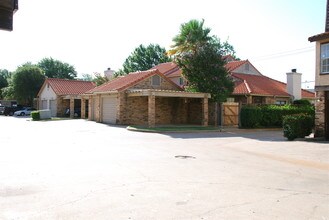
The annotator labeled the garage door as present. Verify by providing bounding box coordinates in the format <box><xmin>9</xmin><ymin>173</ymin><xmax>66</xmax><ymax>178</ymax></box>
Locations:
<box><xmin>49</xmin><ymin>100</ymin><xmax>56</xmax><ymax>116</ymax></box>
<box><xmin>102</xmin><ymin>97</ymin><xmax>117</xmax><ymax>124</ymax></box>
<box><xmin>41</xmin><ymin>100</ymin><xmax>47</xmax><ymax>109</ymax></box>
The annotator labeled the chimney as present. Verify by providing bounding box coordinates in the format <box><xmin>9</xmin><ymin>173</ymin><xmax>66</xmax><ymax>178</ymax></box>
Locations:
<box><xmin>104</xmin><ymin>67</ymin><xmax>114</xmax><ymax>79</ymax></box>
<box><xmin>286</xmin><ymin>69</ymin><xmax>302</xmax><ymax>100</ymax></box>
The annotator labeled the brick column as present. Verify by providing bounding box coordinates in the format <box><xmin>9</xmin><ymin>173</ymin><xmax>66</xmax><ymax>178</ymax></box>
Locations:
<box><xmin>148</xmin><ymin>92</ymin><xmax>155</xmax><ymax>127</ymax></box>
<box><xmin>247</xmin><ymin>95</ymin><xmax>252</xmax><ymax>104</ymax></box>
<box><xmin>202</xmin><ymin>96</ymin><xmax>208</xmax><ymax>126</ymax></box>
<box><xmin>69</xmin><ymin>97</ymin><xmax>74</xmax><ymax>118</ymax></box>
<box><xmin>81</xmin><ymin>98</ymin><xmax>86</xmax><ymax>119</ymax></box>
<box><xmin>88</xmin><ymin>96</ymin><xmax>92</xmax><ymax>120</ymax></box>
<box><xmin>116</xmin><ymin>92</ymin><xmax>126</xmax><ymax>124</ymax></box>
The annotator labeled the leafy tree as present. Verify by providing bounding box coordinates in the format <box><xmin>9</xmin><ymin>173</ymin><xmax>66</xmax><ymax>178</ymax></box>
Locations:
<box><xmin>170</xmin><ymin>19</ymin><xmax>234</xmax><ymax>102</ymax></box>
<box><xmin>177</xmin><ymin>43</ymin><xmax>234</xmax><ymax>102</ymax></box>
<box><xmin>38</xmin><ymin>57</ymin><xmax>77</xmax><ymax>79</ymax></box>
<box><xmin>120</xmin><ymin>44</ymin><xmax>172</xmax><ymax>74</ymax></box>
<box><xmin>0</xmin><ymin>69</ymin><xmax>11</xmax><ymax>99</ymax></box>
<box><xmin>81</xmin><ymin>73</ymin><xmax>93</xmax><ymax>81</ymax></box>
<box><xmin>1</xmin><ymin>86</ymin><xmax>15</xmax><ymax>100</ymax></box>
<box><xmin>12</xmin><ymin>64</ymin><xmax>45</xmax><ymax>106</ymax></box>
<box><xmin>93</xmin><ymin>72</ymin><xmax>109</xmax><ymax>86</ymax></box>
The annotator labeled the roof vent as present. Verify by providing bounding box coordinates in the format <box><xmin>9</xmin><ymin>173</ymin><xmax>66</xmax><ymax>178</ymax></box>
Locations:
<box><xmin>291</xmin><ymin>68</ymin><xmax>297</xmax><ymax>73</ymax></box>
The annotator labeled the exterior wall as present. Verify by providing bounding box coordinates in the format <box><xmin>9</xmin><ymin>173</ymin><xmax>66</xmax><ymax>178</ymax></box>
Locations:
<box><xmin>155</xmin><ymin>97</ymin><xmax>188</xmax><ymax>125</ymax></box>
<box><xmin>233</xmin><ymin>63</ymin><xmax>261</xmax><ymax>75</ymax></box>
<box><xmin>231</xmin><ymin>95</ymin><xmax>291</xmax><ymax>105</ymax></box>
<box><xmin>123</xmin><ymin>96</ymin><xmax>148</xmax><ymax>125</ymax></box>
<box><xmin>130</xmin><ymin>75</ymin><xmax>180</xmax><ymax>91</ymax></box>
<box><xmin>314</xmin><ymin>91</ymin><xmax>326</xmax><ymax>137</ymax></box>
<box><xmin>188</xmin><ymin>98</ymin><xmax>202</xmax><ymax>124</ymax></box>
<box><xmin>315</xmin><ymin>40</ymin><xmax>329</xmax><ymax>86</ymax></box>
<box><xmin>38</xmin><ymin>86</ymin><xmax>57</xmax><ymax>114</ymax></box>
<box><xmin>208</xmin><ymin>102</ymin><xmax>218</xmax><ymax>126</ymax></box>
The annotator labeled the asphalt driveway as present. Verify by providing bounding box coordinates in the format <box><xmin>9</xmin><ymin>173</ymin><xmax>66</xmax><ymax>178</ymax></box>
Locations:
<box><xmin>0</xmin><ymin>116</ymin><xmax>328</xmax><ymax>220</ymax></box>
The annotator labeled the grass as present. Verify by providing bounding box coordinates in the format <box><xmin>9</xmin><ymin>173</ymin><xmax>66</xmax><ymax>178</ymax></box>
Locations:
<box><xmin>127</xmin><ymin>125</ymin><xmax>222</xmax><ymax>133</ymax></box>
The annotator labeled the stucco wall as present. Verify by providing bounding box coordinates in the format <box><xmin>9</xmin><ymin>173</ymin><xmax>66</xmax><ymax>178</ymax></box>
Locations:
<box><xmin>234</xmin><ymin>63</ymin><xmax>261</xmax><ymax>75</ymax></box>
<box><xmin>39</xmin><ymin>85</ymin><xmax>57</xmax><ymax>110</ymax></box>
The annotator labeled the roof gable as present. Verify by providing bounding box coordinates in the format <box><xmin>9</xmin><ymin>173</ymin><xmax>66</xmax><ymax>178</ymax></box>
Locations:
<box><xmin>87</xmin><ymin>69</ymin><xmax>183</xmax><ymax>94</ymax></box>
<box><xmin>232</xmin><ymin>73</ymin><xmax>315</xmax><ymax>98</ymax></box>
<box><xmin>38</xmin><ymin>78</ymin><xmax>96</xmax><ymax>96</ymax></box>
<box><xmin>225</xmin><ymin>60</ymin><xmax>262</xmax><ymax>75</ymax></box>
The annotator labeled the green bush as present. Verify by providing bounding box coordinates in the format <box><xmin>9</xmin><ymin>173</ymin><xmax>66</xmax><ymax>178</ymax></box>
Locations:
<box><xmin>31</xmin><ymin>111</ymin><xmax>40</xmax><ymax>121</ymax></box>
<box><xmin>240</xmin><ymin>105</ymin><xmax>262</xmax><ymax>128</ymax></box>
<box><xmin>283</xmin><ymin>114</ymin><xmax>313</xmax><ymax>141</ymax></box>
<box><xmin>293</xmin><ymin>99</ymin><xmax>312</xmax><ymax>106</ymax></box>
<box><xmin>240</xmin><ymin>104</ymin><xmax>315</xmax><ymax>128</ymax></box>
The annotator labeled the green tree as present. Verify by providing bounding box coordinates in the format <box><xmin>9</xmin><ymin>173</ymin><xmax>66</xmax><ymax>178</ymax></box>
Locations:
<box><xmin>168</xmin><ymin>19</ymin><xmax>212</xmax><ymax>56</ymax></box>
<box><xmin>12</xmin><ymin>64</ymin><xmax>45</xmax><ymax>106</ymax></box>
<box><xmin>0</xmin><ymin>69</ymin><xmax>11</xmax><ymax>99</ymax></box>
<box><xmin>120</xmin><ymin>44</ymin><xmax>172</xmax><ymax>74</ymax></box>
<box><xmin>93</xmin><ymin>72</ymin><xmax>109</xmax><ymax>86</ymax></box>
<box><xmin>170</xmin><ymin>19</ymin><xmax>234</xmax><ymax>102</ymax></box>
<box><xmin>38</xmin><ymin>57</ymin><xmax>77</xmax><ymax>79</ymax></box>
<box><xmin>177</xmin><ymin>43</ymin><xmax>234</xmax><ymax>102</ymax></box>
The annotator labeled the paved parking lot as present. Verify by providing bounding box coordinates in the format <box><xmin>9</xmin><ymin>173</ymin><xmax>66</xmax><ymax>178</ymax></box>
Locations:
<box><xmin>0</xmin><ymin>116</ymin><xmax>328</xmax><ymax>220</ymax></box>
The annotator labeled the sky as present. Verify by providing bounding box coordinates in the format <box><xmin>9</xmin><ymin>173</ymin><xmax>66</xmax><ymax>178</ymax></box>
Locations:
<box><xmin>0</xmin><ymin>0</ymin><xmax>326</xmax><ymax>89</ymax></box>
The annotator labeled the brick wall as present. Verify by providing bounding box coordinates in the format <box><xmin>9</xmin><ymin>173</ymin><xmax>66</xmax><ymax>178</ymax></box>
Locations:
<box><xmin>130</xmin><ymin>76</ymin><xmax>180</xmax><ymax>91</ymax></box>
<box><xmin>123</xmin><ymin>96</ymin><xmax>148</xmax><ymax>125</ymax></box>
<box><xmin>188</xmin><ymin>98</ymin><xmax>202</xmax><ymax>124</ymax></box>
<box><xmin>315</xmin><ymin>91</ymin><xmax>325</xmax><ymax>137</ymax></box>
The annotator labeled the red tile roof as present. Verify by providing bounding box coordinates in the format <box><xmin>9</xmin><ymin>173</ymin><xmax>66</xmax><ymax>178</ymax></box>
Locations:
<box><xmin>225</xmin><ymin>60</ymin><xmax>247</xmax><ymax>72</ymax></box>
<box><xmin>151</xmin><ymin>62</ymin><xmax>182</xmax><ymax>77</ymax></box>
<box><xmin>232</xmin><ymin>73</ymin><xmax>315</xmax><ymax>98</ymax></box>
<box><xmin>87</xmin><ymin>69</ymin><xmax>182</xmax><ymax>93</ymax></box>
<box><xmin>42</xmin><ymin>78</ymin><xmax>96</xmax><ymax>95</ymax></box>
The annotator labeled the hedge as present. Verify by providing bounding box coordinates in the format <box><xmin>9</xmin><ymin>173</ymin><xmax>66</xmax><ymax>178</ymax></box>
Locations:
<box><xmin>240</xmin><ymin>104</ymin><xmax>314</xmax><ymax>128</ymax></box>
<box><xmin>283</xmin><ymin>114</ymin><xmax>313</xmax><ymax>140</ymax></box>
<box><xmin>31</xmin><ymin>111</ymin><xmax>40</xmax><ymax>121</ymax></box>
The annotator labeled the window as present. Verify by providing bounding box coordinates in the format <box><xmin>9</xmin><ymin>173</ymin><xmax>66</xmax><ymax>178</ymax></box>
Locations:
<box><xmin>179</xmin><ymin>77</ymin><xmax>184</xmax><ymax>85</ymax></box>
<box><xmin>275</xmin><ymin>100</ymin><xmax>286</xmax><ymax>105</ymax></box>
<box><xmin>151</xmin><ymin>75</ymin><xmax>161</xmax><ymax>86</ymax></box>
<box><xmin>321</xmin><ymin>43</ymin><xmax>329</xmax><ymax>74</ymax></box>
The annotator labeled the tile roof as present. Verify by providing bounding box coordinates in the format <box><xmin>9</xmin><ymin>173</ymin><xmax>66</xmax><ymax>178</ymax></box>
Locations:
<box><xmin>232</xmin><ymin>73</ymin><xmax>315</xmax><ymax>98</ymax></box>
<box><xmin>43</xmin><ymin>78</ymin><xmax>96</xmax><ymax>95</ymax></box>
<box><xmin>87</xmin><ymin>69</ymin><xmax>182</xmax><ymax>93</ymax></box>
<box><xmin>151</xmin><ymin>62</ymin><xmax>182</xmax><ymax>77</ymax></box>
<box><xmin>224</xmin><ymin>60</ymin><xmax>247</xmax><ymax>72</ymax></box>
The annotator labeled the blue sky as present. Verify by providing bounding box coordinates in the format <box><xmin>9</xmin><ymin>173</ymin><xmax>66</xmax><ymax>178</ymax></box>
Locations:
<box><xmin>0</xmin><ymin>0</ymin><xmax>326</xmax><ymax>88</ymax></box>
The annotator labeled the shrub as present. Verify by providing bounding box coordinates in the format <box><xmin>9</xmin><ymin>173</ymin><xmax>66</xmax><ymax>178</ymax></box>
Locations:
<box><xmin>31</xmin><ymin>111</ymin><xmax>40</xmax><ymax>121</ymax></box>
<box><xmin>293</xmin><ymin>99</ymin><xmax>312</xmax><ymax>106</ymax></box>
<box><xmin>283</xmin><ymin>114</ymin><xmax>313</xmax><ymax>141</ymax></box>
<box><xmin>240</xmin><ymin>105</ymin><xmax>262</xmax><ymax>128</ymax></box>
<box><xmin>240</xmin><ymin>104</ymin><xmax>315</xmax><ymax>128</ymax></box>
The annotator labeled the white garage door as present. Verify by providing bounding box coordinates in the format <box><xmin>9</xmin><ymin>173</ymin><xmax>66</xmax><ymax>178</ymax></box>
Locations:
<box><xmin>49</xmin><ymin>100</ymin><xmax>56</xmax><ymax>116</ymax></box>
<box><xmin>102</xmin><ymin>97</ymin><xmax>117</xmax><ymax>124</ymax></box>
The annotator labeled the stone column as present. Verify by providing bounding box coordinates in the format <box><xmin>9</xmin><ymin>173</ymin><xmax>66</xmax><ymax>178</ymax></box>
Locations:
<box><xmin>81</xmin><ymin>98</ymin><xmax>86</xmax><ymax>119</ymax></box>
<box><xmin>148</xmin><ymin>92</ymin><xmax>155</xmax><ymax>127</ymax></box>
<box><xmin>69</xmin><ymin>97</ymin><xmax>74</xmax><ymax>118</ymax></box>
<box><xmin>202</xmin><ymin>96</ymin><xmax>208</xmax><ymax>126</ymax></box>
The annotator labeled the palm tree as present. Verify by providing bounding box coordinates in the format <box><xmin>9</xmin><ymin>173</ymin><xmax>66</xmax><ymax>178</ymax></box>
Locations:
<box><xmin>168</xmin><ymin>19</ymin><xmax>212</xmax><ymax>56</ymax></box>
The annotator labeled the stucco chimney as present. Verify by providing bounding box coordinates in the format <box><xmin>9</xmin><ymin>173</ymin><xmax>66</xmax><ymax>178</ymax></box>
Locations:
<box><xmin>104</xmin><ymin>67</ymin><xmax>114</xmax><ymax>79</ymax></box>
<box><xmin>286</xmin><ymin>69</ymin><xmax>302</xmax><ymax>100</ymax></box>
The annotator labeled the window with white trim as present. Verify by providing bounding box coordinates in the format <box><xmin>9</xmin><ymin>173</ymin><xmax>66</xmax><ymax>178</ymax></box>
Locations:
<box><xmin>321</xmin><ymin>43</ymin><xmax>329</xmax><ymax>74</ymax></box>
<box><xmin>151</xmin><ymin>75</ymin><xmax>161</xmax><ymax>86</ymax></box>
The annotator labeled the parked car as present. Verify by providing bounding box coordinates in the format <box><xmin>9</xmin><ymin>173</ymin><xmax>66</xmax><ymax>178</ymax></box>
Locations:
<box><xmin>0</xmin><ymin>106</ymin><xmax>5</xmax><ymax>115</ymax></box>
<box><xmin>3</xmin><ymin>105</ymin><xmax>24</xmax><ymax>116</ymax></box>
<box><xmin>14</xmin><ymin>107</ymin><xmax>36</xmax><ymax>116</ymax></box>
